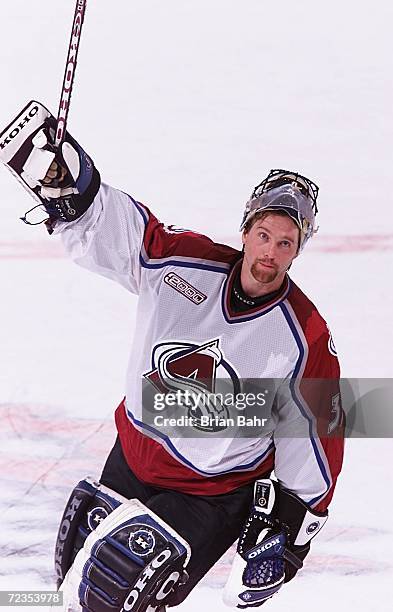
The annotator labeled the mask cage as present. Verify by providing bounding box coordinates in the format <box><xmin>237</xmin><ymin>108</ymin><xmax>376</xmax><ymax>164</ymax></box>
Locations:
<box><xmin>251</xmin><ymin>169</ymin><xmax>319</xmax><ymax>214</ymax></box>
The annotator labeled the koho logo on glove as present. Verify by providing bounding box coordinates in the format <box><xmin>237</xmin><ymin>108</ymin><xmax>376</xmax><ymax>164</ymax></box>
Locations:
<box><xmin>121</xmin><ymin>549</ymin><xmax>172</xmax><ymax>611</ymax></box>
<box><xmin>247</xmin><ymin>536</ymin><xmax>281</xmax><ymax>560</ymax></box>
<box><xmin>0</xmin><ymin>105</ymin><xmax>39</xmax><ymax>151</ymax></box>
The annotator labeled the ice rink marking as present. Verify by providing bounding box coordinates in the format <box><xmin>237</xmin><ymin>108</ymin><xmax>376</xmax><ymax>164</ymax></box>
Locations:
<box><xmin>1</xmin><ymin>235</ymin><xmax>392</xmax><ymax>259</ymax></box>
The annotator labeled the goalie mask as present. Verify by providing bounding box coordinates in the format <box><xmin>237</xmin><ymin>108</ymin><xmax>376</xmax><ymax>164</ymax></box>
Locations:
<box><xmin>240</xmin><ymin>169</ymin><xmax>319</xmax><ymax>250</ymax></box>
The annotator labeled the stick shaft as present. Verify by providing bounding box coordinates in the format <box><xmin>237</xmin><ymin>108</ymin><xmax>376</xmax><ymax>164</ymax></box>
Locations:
<box><xmin>54</xmin><ymin>0</ymin><xmax>87</xmax><ymax>147</ymax></box>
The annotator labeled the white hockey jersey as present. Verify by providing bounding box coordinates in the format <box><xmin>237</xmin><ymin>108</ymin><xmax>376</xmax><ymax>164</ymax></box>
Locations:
<box><xmin>55</xmin><ymin>183</ymin><xmax>344</xmax><ymax>513</ymax></box>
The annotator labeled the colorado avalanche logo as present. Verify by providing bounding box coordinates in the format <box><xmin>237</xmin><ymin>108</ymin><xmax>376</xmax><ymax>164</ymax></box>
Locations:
<box><xmin>144</xmin><ymin>339</ymin><xmax>240</xmax><ymax>432</ymax></box>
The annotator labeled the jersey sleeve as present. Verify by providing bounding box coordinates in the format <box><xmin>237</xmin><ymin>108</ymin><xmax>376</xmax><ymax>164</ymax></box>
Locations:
<box><xmin>273</xmin><ymin>321</ymin><xmax>344</xmax><ymax>513</ymax></box>
<box><xmin>53</xmin><ymin>182</ymin><xmax>235</xmax><ymax>294</ymax></box>
<box><xmin>53</xmin><ymin>183</ymin><xmax>147</xmax><ymax>293</ymax></box>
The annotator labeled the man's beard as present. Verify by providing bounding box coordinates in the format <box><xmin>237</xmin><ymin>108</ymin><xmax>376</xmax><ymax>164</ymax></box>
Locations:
<box><xmin>250</xmin><ymin>261</ymin><xmax>278</xmax><ymax>284</ymax></box>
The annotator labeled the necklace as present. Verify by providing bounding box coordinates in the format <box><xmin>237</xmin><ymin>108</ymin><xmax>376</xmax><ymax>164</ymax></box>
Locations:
<box><xmin>233</xmin><ymin>285</ymin><xmax>256</xmax><ymax>307</ymax></box>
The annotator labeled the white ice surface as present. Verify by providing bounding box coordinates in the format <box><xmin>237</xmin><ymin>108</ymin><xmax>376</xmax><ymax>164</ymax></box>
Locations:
<box><xmin>1</xmin><ymin>1</ymin><xmax>393</xmax><ymax>610</ymax></box>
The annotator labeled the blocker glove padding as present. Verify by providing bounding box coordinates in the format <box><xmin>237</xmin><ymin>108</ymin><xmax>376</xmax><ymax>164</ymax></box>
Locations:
<box><xmin>223</xmin><ymin>479</ymin><xmax>328</xmax><ymax>608</ymax></box>
<box><xmin>0</xmin><ymin>100</ymin><xmax>100</xmax><ymax>227</ymax></box>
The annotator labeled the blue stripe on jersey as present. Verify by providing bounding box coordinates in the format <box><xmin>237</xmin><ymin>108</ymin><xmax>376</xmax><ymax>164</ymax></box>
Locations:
<box><xmin>139</xmin><ymin>253</ymin><xmax>231</xmax><ymax>274</ymax></box>
<box><xmin>279</xmin><ymin>302</ymin><xmax>332</xmax><ymax>507</ymax></box>
<box><xmin>221</xmin><ymin>289</ymin><xmax>286</xmax><ymax>324</ymax></box>
<box><xmin>123</xmin><ymin>193</ymin><xmax>233</xmax><ymax>273</ymax></box>
<box><xmin>124</xmin><ymin>193</ymin><xmax>150</xmax><ymax>225</ymax></box>
<box><xmin>220</xmin><ymin>265</ymin><xmax>290</xmax><ymax>324</ymax></box>
<box><xmin>125</xmin><ymin>405</ymin><xmax>275</xmax><ymax>477</ymax></box>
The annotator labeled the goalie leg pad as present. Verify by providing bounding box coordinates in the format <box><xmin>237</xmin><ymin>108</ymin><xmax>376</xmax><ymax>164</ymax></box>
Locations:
<box><xmin>55</xmin><ymin>477</ymin><xmax>128</xmax><ymax>588</ymax></box>
<box><xmin>60</xmin><ymin>497</ymin><xmax>191</xmax><ymax>612</ymax></box>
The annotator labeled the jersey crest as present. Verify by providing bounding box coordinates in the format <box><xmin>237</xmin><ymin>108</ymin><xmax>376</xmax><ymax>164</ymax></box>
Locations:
<box><xmin>143</xmin><ymin>339</ymin><xmax>240</xmax><ymax>432</ymax></box>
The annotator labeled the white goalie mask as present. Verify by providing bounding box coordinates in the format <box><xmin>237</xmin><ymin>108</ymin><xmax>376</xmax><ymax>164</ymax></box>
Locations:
<box><xmin>240</xmin><ymin>169</ymin><xmax>319</xmax><ymax>250</ymax></box>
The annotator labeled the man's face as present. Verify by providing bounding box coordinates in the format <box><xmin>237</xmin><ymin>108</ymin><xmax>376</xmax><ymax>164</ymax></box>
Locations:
<box><xmin>241</xmin><ymin>213</ymin><xmax>299</xmax><ymax>290</ymax></box>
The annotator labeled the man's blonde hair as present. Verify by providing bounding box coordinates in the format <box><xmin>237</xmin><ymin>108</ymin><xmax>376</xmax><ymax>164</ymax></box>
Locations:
<box><xmin>243</xmin><ymin>209</ymin><xmax>297</xmax><ymax>232</ymax></box>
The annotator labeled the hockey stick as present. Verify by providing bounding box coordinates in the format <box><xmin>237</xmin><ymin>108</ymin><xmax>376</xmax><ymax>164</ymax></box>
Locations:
<box><xmin>54</xmin><ymin>0</ymin><xmax>87</xmax><ymax>147</ymax></box>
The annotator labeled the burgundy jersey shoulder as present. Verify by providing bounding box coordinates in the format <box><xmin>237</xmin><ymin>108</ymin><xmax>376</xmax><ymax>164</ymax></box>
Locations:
<box><xmin>138</xmin><ymin>202</ymin><xmax>240</xmax><ymax>265</ymax></box>
<box><xmin>286</xmin><ymin>279</ymin><xmax>339</xmax><ymax>378</ymax></box>
<box><xmin>286</xmin><ymin>280</ymin><xmax>344</xmax><ymax>513</ymax></box>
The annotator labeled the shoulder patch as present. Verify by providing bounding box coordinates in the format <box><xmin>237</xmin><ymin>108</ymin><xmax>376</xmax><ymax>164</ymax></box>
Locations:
<box><xmin>327</xmin><ymin>329</ymin><xmax>338</xmax><ymax>356</ymax></box>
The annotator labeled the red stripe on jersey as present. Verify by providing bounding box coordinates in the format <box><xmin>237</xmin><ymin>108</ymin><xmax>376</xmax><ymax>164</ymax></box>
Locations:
<box><xmin>287</xmin><ymin>282</ymin><xmax>344</xmax><ymax>512</ymax></box>
<box><xmin>141</xmin><ymin>205</ymin><xmax>240</xmax><ymax>264</ymax></box>
<box><xmin>115</xmin><ymin>400</ymin><xmax>274</xmax><ymax>495</ymax></box>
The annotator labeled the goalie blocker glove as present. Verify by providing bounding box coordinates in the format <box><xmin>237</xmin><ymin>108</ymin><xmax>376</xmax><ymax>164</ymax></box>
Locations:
<box><xmin>0</xmin><ymin>100</ymin><xmax>100</xmax><ymax>230</ymax></box>
<box><xmin>55</xmin><ymin>478</ymin><xmax>191</xmax><ymax>612</ymax></box>
<box><xmin>223</xmin><ymin>479</ymin><xmax>328</xmax><ymax>609</ymax></box>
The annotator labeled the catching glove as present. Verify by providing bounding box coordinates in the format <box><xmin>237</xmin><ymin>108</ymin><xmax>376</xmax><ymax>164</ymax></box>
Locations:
<box><xmin>223</xmin><ymin>479</ymin><xmax>328</xmax><ymax>608</ymax></box>
<box><xmin>0</xmin><ymin>100</ymin><xmax>100</xmax><ymax>229</ymax></box>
